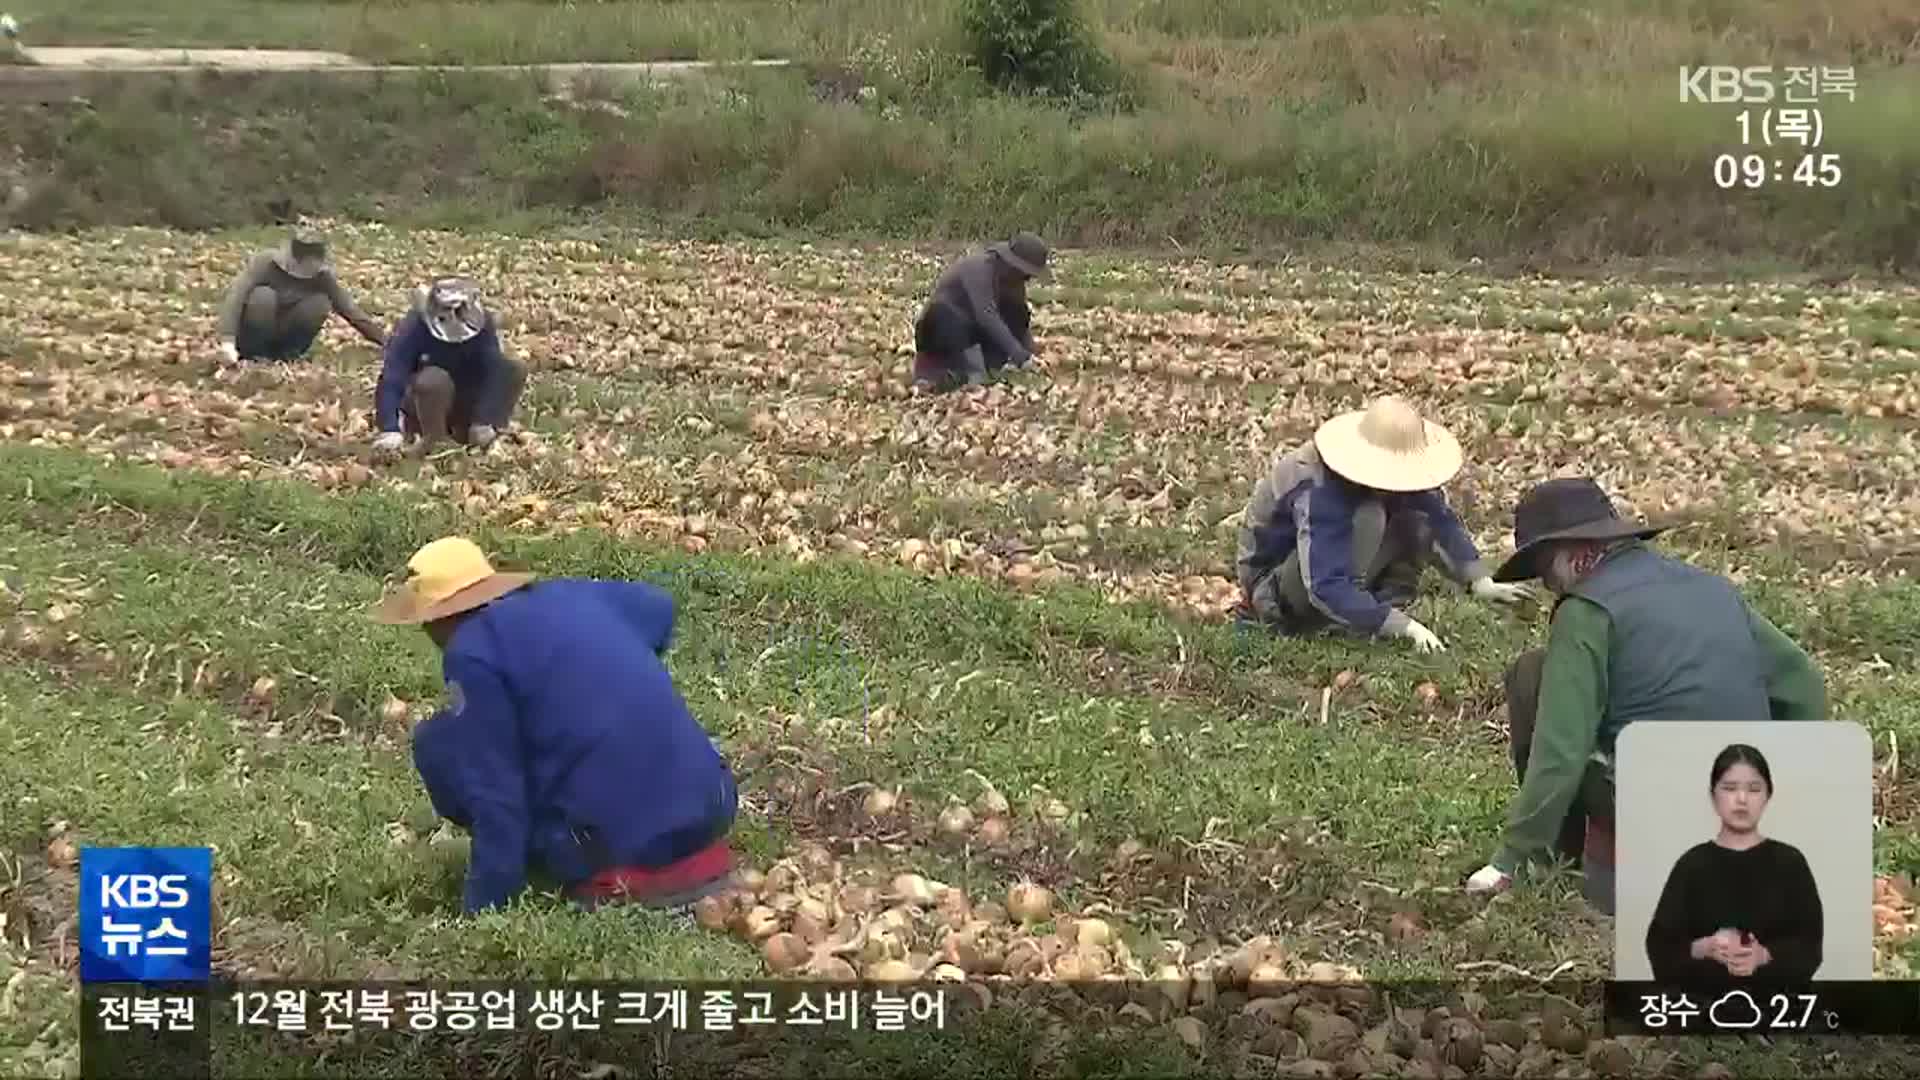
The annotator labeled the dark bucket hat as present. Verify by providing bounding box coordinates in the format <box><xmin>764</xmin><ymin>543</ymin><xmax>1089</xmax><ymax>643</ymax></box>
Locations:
<box><xmin>989</xmin><ymin>232</ymin><xmax>1051</xmax><ymax>279</ymax></box>
<box><xmin>1492</xmin><ymin>477</ymin><xmax>1672</xmax><ymax>582</ymax></box>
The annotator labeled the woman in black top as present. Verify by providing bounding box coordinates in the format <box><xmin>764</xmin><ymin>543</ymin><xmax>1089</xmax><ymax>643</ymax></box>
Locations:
<box><xmin>1645</xmin><ymin>744</ymin><xmax>1823</xmax><ymax>981</ymax></box>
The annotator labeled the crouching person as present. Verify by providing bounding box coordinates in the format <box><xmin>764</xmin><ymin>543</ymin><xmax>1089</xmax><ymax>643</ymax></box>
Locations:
<box><xmin>371</xmin><ymin>278</ymin><xmax>527</xmax><ymax>456</ymax></box>
<box><xmin>910</xmin><ymin>232</ymin><xmax>1050</xmax><ymax>391</ymax></box>
<box><xmin>1464</xmin><ymin>478</ymin><xmax>1827</xmax><ymax>914</ymax></box>
<box><xmin>216</xmin><ymin>229</ymin><xmax>386</xmax><ymax>363</ymax></box>
<box><xmin>1234</xmin><ymin>396</ymin><xmax>1534</xmax><ymax>652</ymax></box>
<box><xmin>371</xmin><ymin>536</ymin><xmax>740</xmax><ymax>914</ymax></box>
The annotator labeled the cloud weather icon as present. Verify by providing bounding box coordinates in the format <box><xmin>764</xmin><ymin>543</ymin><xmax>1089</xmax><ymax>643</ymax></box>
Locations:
<box><xmin>1708</xmin><ymin>990</ymin><xmax>1764</xmax><ymax>1029</ymax></box>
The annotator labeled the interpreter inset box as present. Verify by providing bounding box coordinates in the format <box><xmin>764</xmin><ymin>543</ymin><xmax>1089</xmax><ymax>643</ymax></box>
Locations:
<box><xmin>1614</xmin><ymin>721</ymin><xmax>1873</xmax><ymax>981</ymax></box>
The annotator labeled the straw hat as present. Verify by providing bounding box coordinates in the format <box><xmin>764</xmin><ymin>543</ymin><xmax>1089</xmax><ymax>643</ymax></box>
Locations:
<box><xmin>370</xmin><ymin>537</ymin><xmax>533</xmax><ymax>625</ymax></box>
<box><xmin>1312</xmin><ymin>396</ymin><xmax>1463</xmax><ymax>493</ymax></box>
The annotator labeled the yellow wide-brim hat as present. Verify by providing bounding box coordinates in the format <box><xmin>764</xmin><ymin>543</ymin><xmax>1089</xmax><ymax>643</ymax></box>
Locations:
<box><xmin>1312</xmin><ymin>396</ymin><xmax>1464</xmax><ymax>493</ymax></box>
<box><xmin>370</xmin><ymin>536</ymin><xmax>534</xmax><ymax>625</ymax></box>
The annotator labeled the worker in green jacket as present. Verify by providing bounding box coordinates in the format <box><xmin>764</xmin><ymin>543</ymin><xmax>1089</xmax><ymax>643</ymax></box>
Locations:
<box><xmin>1464</xmin><ymin>477</ymin><xmax>1826</xmax><ymax>911</ymax></box>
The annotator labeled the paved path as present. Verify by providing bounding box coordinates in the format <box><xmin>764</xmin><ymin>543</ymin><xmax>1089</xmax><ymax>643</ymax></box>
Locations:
<box><xmin>0</xmin><ymin>47</ymin><xmax>793</xmax><ymax>103</ymax></box>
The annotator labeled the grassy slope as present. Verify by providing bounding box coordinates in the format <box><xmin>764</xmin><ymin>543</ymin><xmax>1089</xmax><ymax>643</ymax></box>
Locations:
<box><xmin>5</xmin><ymin>444</ymin><xmax>1918</xmax><ymax>1079</ymax></box>
<box><xmin>2</xmin><ymin>0</ymin><xmax>1917</xmax><ymax>267</ymax></box>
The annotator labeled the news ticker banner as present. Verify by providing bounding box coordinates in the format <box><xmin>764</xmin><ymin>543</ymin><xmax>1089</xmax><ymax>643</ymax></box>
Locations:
<box><xmin>81</xmin><ymin>979</ymin><xmax>1920</xmax><ymax>1075</ymax></box>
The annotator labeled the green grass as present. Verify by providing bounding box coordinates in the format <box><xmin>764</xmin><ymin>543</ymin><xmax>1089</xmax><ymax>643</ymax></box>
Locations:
<box><xmin>4</xmin><ymin>435</ymin><xmax>1920</xmax><ymax>1076</ymax></box>
<box><xmin>2</xmin><ymin>0</ymin><xmax>1918</xmax><ymax>267</ymax></box>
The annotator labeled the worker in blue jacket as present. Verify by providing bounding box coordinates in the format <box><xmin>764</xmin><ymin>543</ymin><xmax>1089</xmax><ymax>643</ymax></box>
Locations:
<box><xmin>1234</xmin><ymin>396</ymin><xmax>1536</xmax><ymax>651</ymax></box>
<box><xmin>370</xmin><ymin>536</ymin><xmax>739</xmax><ymax>914</ymax></box>
<box><xmin>370</xmin><ymin>278</ymin><xmax>528</xmax><ymax>457</ymax></box>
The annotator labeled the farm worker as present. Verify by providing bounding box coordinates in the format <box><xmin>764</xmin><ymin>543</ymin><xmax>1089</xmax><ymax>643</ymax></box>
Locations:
<box><xmin>371</xmin><ymin>536</ymin><xmax>740</xmax><ymax>915</ymax></box>
<box><xmin>370</xmin><ymin>278</ymin><xmax>527</xmax><ymax>456</ymax></box>
<box><xmin>1234</xmin><ymin>396</ymin><xmax>1534</xmax><ymax>651</ymax></box>
<box><xmin>910</xmin><ymin>231</ymin><xmax>1050</xmax><ymax>391</ymax></box>
<box><xmin>1464</xmin><ymin>477</ymin><xmax>1826</xmax><ymax>912</ymax></box>
<box><xmin>215</xmin><ymin>229</ymin><xmax>386</xmax><ymax>362</ymax></box>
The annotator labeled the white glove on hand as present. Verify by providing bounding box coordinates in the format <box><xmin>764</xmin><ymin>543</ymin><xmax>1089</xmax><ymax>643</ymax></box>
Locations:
<box><xmin>371</xmin><ymin>431</ymin><xmax>405</xmax><ymax>454</ymax></box>
<box><xmin>1466</xmin><ymin>864</ymin><xmax>1512</xmax><ymax>895</ymax></box>
<box><xmin>1394</xmin><ymin>617</ymin><xmax>1446</xmax><ymax>653</ymax></box>
<box><xmin>1473</xmin><ymin>576</ymin><xmax>1538</xmax><ymax>606</ymax></box>
<box><xmin>467</xmin><ymin>424</ymin><xmax>498</xmax><ymax>449</ymax></box>
<box><xmin>217</xmin><ymin>341</ymin><xmax>240</xmax><ymax>364</ymax></box>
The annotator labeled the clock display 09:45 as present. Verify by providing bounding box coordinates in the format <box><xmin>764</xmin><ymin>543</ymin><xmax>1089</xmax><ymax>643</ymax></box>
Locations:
<box><xmin>1714</xmin><ymin>153</ymin><xmax>1842</xmax><ymax>189</ymax></box>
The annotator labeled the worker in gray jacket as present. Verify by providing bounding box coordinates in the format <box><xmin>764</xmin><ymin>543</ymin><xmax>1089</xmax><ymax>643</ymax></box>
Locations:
<box><xmin>910</xmin><ymin>232</ymin><xmax>1050</xmax><ymax>391</ymax></box>
<box><xmin>215</xmin><ymin>230</ymin><xmax>386</xmax><ymax>362</ymax></box>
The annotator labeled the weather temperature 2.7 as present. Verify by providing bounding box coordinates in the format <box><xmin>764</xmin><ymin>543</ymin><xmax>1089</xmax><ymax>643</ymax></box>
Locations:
<box><xmin>1714</xmin><ymin>153</ymin><xmax>1842</xmax><ymax>189</ymax></box>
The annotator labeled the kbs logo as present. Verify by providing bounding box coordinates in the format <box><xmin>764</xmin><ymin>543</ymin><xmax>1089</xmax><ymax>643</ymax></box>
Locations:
<box><xmin>1680</xmin><ymin>66</ymin><xmax>1776</xmax><ymax>104</ymax></box>
<box><xmin>80</xmin><ymin>847</ymin><xmax>213</xmax><ymax>983</ymax></box>
<box><xmin>99</xmin><ymin>874</ymin><xmax>192</xmax><ymax>908</ymax></box>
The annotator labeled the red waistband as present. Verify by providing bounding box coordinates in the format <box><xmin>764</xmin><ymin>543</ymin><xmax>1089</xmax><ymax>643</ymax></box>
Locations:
<box><xmin>571</xmin><ymin>840</ymin><xmax>734</xmax><ymax>902</ymax></box>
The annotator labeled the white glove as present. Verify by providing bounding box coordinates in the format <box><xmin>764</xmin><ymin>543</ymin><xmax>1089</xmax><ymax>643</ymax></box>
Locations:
<box><xmin>1473</xmin><ymin>576</ymin><xmax>1538</xmax><ymax>606</ymax></box>
<box><xmin>217</xmin><ymin>341</ymin><xmax>240</xmax><ymax>364</ymax></box>
<box><xmin>1466</xmin><ymin>864</ymin><xmax>1512</xmax><ymax>894</ymax></box>
<box><xmin>467</xmin><ymin>424</ymin><xmax>498</xmax><ymax>449</ymax></box>
<box><xmin>371</xmin><ymin>431</ymin><xmax>405</xmax><ymax>454</ymax></box>
<box><xmin>1393</xmin><ymin>617</ymin><xmax>1446</xmax><ymax>653</ymax></box>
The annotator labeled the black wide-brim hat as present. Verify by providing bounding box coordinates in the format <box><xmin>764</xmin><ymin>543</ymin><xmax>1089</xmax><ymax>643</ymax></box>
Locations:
<box><xmin>1492</xmin><ymin>477</ymin><xmax>1673</xmax><ymax>582</ymax></box>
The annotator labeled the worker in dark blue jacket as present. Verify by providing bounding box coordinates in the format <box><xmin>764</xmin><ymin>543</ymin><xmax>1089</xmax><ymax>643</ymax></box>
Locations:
<box><xmin>370</xmin><ymin>278</ymin><xmax>528</xmax><ymax>457</ymax></box>
<box><xmin>370</xmin><ymin>536</ymin><xmax>738</xmax><ymax>914</ymax></box>
<box><xmin>1234</xmin><ymin>396</ymin><xmax>1536</xmax><ymax>652</ymax></box>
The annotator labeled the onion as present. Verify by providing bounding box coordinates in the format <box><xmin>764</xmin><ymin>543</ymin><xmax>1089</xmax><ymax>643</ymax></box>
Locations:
<box><xmin>791</xmin><ymin>911</ymin><xmax>831</xmax><ymax>945</ymax></box>
<box><xmin>976</xmin><ymin>816</ymin><xmax>1011</xmax><ymax>846</ymax></box>
<box><xmin>767</xmin><ymin>890</ymin><xmax>802</xmax><ymax>915</ymax></box>
<box><xmin>1113</xmin><ymin>839</ymin><xmax>1145</xmax><ymax>864</ymax></box>
<box><xmin>938</xmin><ymin>804</ymin><xmax>975</xmax><ymax>835</ymax></box>
<box><xmin>1052</xmin><ymin>950</ymin><xmax>1089</xmax><ymax>981</ymax></box>
<box><xmin>974</xmin><ymin>785</ymin><xmax>1010</xmax><ymax>818</ymax></box>
<box><xmin>1076</xmin><ymin>918</ymin><xmax>1112</xmax><ymax>949</ymax></box>
<box><xmin>937</xmin><ymin>889</ymin><xmax>972</xmax><ymax>929</ymax></box>
<box><xmin>1248</xmin><ymin>963</ymin><xmax>1289</xmax><ymax>997</ymax></box>
<box><xmin>739</xmin><ymin>905</ymin><xmax>781</xmax><ymax>942</ymax></box>
<box><xmin>796</xmin><ymin>897</ymin><xmax>831</xmax><ymax>924</ymax></box>
<box><xmin>806</xmin><ymin>955</ymin><xmax>857</xmax><ymax>981</ymax></box>
<box><xmin>1036</xmin><ymin>934</ymin><xmax>1070</xmax><ymax>963</ymax></box>
<box><xmin>930</xmin><ymin>963</ymin><xmax>968</xmax><ymax>983</ymax></box>
<box><xmin>860</xmin><ymin>928</ymin><xmax>907</xmax><ymax>965</ymax></box>
<box><xmin>762</xmin><ymin>933</ymin><xmax>810</xmax><ymax>974</ymax></box>
<box><xmin>877</xmin><ymin>905</ymin><xmax>917</xmax><ymax>934</ymax></box>
<box><xmin>248</xmin><ymin>676</ymin><xmax>277</xmax><ymax>703</ymax></box>
<box><xmin>1075</xmin><ymin>944</ymin><xmax>1112</xmax><ymax>977</ymax></box>
<box><xmin>764</xmin><ymin>862</ymin><xmax>804</xmax><ymax>894</ymax></box>
<box><xmin>837</xmin><ymin>884</ymin><xmax>878</xmax><ymax>916</ymax></box>
<box><xmin>1004</xmin><ymin>943</ymin><xmax>1045</xmax><ymax>978</ymax></box>
<box><xmin>46</xmin><ymin>836</ymin><xmax>78</xmax><ymax>869</ymax></box>
<box><xmin>693</xmin><ymin>894</ymin><xmax>732</xmax><ymax>932</ymax></box>
<box><xmin>380</xmin><ymin>696</ymin><xmax>410</xmax><ymax>726</ymax></box>
<box><xmin>1006</xmin><ymin>881</ymin><xmax>1053</xmax><ymax>925</ymax></box>
<box><xmin>862</xmin><ymin>787</ymin><xmax>899</xmax><ymax>818</ymax></box>
<box><xmin>888</xmin><ymin>873</ymin><xmax>940</xmax><ymax>906</ymax></box>
<box><xmin>796</xmin><ymin>842</ymin><xmax>837</xmax><ymax>880</ymax></box>
<box><xmin>942</xmin><ymin>937</ymin><xmax>984</xmax><ymax>972</ymax></box>
<box><xmin>1154</xmin><ymin>965</ymin><xmax>1191</xmax><ymax>1010</ymax></box>
<box><xmin>737</xmin><ymin>868</ymin><xmax>767</xmax><ymax>896</ymax></box>
<box><xmin>974</xmin><ymin>901</ymin><xmax>1009</xmax><ymax>925</ymax></box>
<box><xmin>864</xmin><ymin>959</ymin><xmax>917</xmax><ymax>983</ymax></box>
<box><xmin>1037</xmin><ymin>798</ymin><xmax>1069</xmax><ymax>827</ymax></box>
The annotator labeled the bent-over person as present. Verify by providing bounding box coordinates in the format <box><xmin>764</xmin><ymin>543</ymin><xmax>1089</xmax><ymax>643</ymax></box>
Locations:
<box><xmin>372</xmin><ymin>537</ymin><xmax>740</xmax><ymax>914</ymax></box>
<box><xmin>911</xmin><ymin>232</ymin><xmax>1050</xmax><ymax>391</ymax></box>
<box><xmin>1465</xmin><ymin>478</ymin><xmax>1826</xmax><ymax>913</ymax></box>
<box><xmin>1235</xmin><ymin>396</ymin><xmax>1534</xmax><ymax>653</ymax></box>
